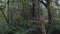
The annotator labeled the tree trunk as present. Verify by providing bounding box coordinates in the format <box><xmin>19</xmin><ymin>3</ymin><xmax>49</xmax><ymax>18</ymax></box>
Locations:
<box><xmin>46</xmin><ymin>0</ymin><xmax>53</xmax><ymax>24</ymax></box>
<box><xmin>40</xmin><ymin>14</ymin><xmax>46</xmax><ymax>34</ymax></box>
<box><xmin>32</xmin><ymin>0</ymin><xmax>39</xmax><ymax>24</ymax></box>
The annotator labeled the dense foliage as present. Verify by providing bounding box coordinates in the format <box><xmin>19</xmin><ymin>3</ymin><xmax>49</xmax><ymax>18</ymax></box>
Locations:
<box><xmin>0</xmin><ymin>0</ymin><xmax>60</xmax><ymax>34</ymax></box>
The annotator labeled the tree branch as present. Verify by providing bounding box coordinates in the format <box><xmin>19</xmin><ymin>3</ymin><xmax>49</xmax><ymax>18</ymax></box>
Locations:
<box><xmin>0</xmin><ymin>9</ymin><xmax>8</xmax><ymax>23</ymax></box>
<box><xmin>39</xmin><ymin>0</ymin><xmax>48</xmax><ymax>9</ymax></box>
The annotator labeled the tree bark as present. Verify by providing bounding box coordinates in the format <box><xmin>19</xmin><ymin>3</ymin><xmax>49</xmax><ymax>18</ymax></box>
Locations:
<box><xmin>32</xmin><ymin>0</ymin><xmax>40</xmax><ymax>23</ymax></box>
<box><xmin>46</xmin><ymin>0</ymin><xmax>53</xmax><ymax>24</ymax></box>
<box><xmin>40</xmin><ymin>14</ymin><xmax>46</xmax><ymax>34</ymax></box>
